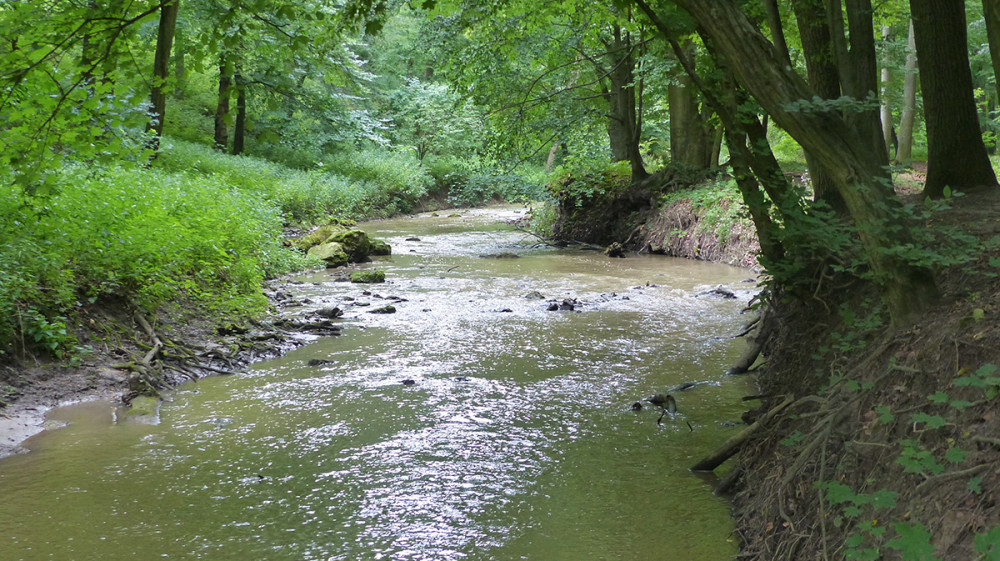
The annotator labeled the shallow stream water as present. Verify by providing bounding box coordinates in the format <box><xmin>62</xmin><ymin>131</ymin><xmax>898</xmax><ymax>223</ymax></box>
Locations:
<box><xmin>0</xmin><ymin>206</ymin><xmax>756</xmax><ymax>560</ymax></box>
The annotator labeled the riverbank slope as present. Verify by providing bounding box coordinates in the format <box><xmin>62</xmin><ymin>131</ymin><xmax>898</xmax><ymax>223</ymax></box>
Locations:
<box><xmin>730</xmin><ymin>188</ymin><xmax>1000</xmax><ymax>560</ymax></box>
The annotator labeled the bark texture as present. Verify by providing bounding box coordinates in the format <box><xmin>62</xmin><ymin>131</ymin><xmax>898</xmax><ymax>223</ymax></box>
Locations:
<box><xmin>145</xmin><ymin>0</ymin><xmax>180</xmax><ymax>150</ymax></box>
<box><xmin>911</xmin><ymin>0</ymin><xmax>997</xmax><ymax>196</ymax></box>
<box><xmin>668</xmin><ymin>0</ymin><xmax>938</xmax><ymax>322</ymax></box>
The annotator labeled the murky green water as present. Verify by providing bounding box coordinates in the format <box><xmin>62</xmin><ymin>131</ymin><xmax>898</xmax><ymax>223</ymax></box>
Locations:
<box><xmin>0</xmin><ymin>207</ymin><xmax>756</xmax><ymax>560</ymax></box>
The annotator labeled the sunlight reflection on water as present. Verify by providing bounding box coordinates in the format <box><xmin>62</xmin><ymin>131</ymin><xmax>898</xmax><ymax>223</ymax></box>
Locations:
<box><xmin>0</xmin><ymin>206</ymin><xmax>756</xmax><ymax>561</ymax></box>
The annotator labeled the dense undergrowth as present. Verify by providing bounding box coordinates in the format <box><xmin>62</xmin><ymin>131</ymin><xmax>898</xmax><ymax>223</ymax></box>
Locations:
<box><xmin>0</xmin><ymin>139</ymin><xmax>545</xmax><ymax>360</ymax></box>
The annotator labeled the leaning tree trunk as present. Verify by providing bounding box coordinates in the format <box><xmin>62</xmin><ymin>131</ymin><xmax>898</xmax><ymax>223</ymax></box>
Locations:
<box><xmin>763</xmin><ymin>0</ymin><xmax>792</xmax><ymax>65</ymax></box>
<box><xmin>895</xmin><ymin>20</ymin><xmax>917</xmax><ymax>165</ymax></box>
<box><xmin>145</xmin><ymin>0</ymin><xmax>179</xmax><ymax>152</ymax></box>
<box><xmin>911</xmin><ymin>0</ymin><xmax>997</xmax><ymax>196</ymax></box>
<box><xmin>666</xmin><ymin>0</ymin><xmax>939</xmax><ymax>323</ymax></box>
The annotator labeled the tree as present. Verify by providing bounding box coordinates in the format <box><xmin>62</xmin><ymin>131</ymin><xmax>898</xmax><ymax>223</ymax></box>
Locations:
<box><xmin>984</xmin><ymin>0</ymin><xmax>1000</xmax><ymax>105</ymax></box>
<box><xmin>640</xmin><ymin>0</ymin><xmax>939</xmax><ymax>322</ymax></box>
<box><xmin>146</xmin><ymin>0</ymin><xmax>180</xmax><ymax>151</ymax></box>
<box><xmin>895</xmin><ymin>19</ymin><xmax>918</xmax><ymax>164</ymax></box>
<box><xmin>790</xmin><ymin>0</ymin><xmax>848</xmax><ymax>211</ymax></box>
<box><xmin>911</xmin><ymin>0</ymin><xmax>997</xmax><ymax>196</ymax></box>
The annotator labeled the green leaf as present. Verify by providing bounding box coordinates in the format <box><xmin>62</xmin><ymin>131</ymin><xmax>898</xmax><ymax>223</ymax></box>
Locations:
<box><xmin>944</xmin><ymin>447</ymin><xmax>968</xmax><ymax>464</ymax></box>
<box><xmin>886</xmin><ymin>522</ymin><xmax>940</xmax><ymax>561</ymax></box>
<box><xmin>781</xmin><ymin>431</ymin><xmax>805</xmax><ymax>446</ymax></box>
<box><xmin>912</xmin><ymin>412</ymin><xmax>948</xmax><ymax>429</ymax></box>
<box><xmin>969</xmin><ymin>476</ymin><xmax>983</xmax><ymax>495</ymax></box>
<box><xmin>876</xmin><ymin>405</ymin><xmax>894</xmax><ymax>424</ymax></box>
<box><xmin>817</xmin><ymin>481</ymin><xmax>857</xmax><ymax>505</ymax></box>
<box><xmin>927</xmin><ymin>391</ymin><xmax>948</xmax><ymax>404</ymax></box>
<box><xmin>975</xmin><ymin>526</ymin><xmax>1000</xmax><ymax>560</ymax></box>
<box><xmin>870</xmin><ymin>489</ymin><xmax>899</xmax><ymax>509</ymax></box>
<box><xmin>949</xmin><ymin>400</ymin><xmax>973</xmax><ymax>410</ymax></box>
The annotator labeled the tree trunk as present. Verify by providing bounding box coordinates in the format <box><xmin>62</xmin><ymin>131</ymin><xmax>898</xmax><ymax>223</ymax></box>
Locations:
<box><xmin>545</xmin><ymin>142</ymin><xmax>562</xmax><ymax>172</ymax></box>
<box><xmin>145</xmin><ymin>0</ymin><xmax>180</xmax><ymax>152</ymax></box>
<box><xmin>173</xmin><ymin>24</ymin><xmax>185</xmax><ymax>97</ymax></box>
<box><xmin>667</xmin><ymin>0</ymin><xmax>939</xmax><ymax>323</ymax></box>
<box><xmin>669</xmin><ymin>42</ymin><xmax>713</xmax><ymax>169</ymax></box>
<box><xmin>844</xmin><ymin>0</ymin><xmax>889</xmax><ymax>167</ymax></box>
<box><xmin>984</xmin><ymin>0</ymin><xmax>1000</xmax><ymax>105</ymax></box>
<box><xmin>880</xmin><ymin>25</ymin><xmax>894</xmax><ymax>158</ymax></box>
<box><xmin>214</xmin><ymin>56</ymin><xmax>232</xmax><ymax>152</ymax></box>
<box><xmin>791</xmin><ymin>0</ymin><xmax>846</xmax><ymax>211</ymax></box>
<box><xmin>763</xmin><ymin>0</ymin><xmax>792</xmax><ymax>66</ymax></box>
<box><xmin>895</xmin><ymin>20</ymin><xmax>917</xmax><ymax>165</ymax></box>
<box><xmin>233</xmin><ymin>72</ymin><xmax>246</xmax><ymax>156</ymax></box>
<box><xmin>911</xmin><ymin>0</ymin><xmax>997</xmax><ymax>196</ymax></box>
<box><xmin>604</xmin><ymin>25</ymin><xmax>649</xmax><ymax>181</ymax></box>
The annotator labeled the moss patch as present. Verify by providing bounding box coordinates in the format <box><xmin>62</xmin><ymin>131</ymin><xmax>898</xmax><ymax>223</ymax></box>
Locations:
<box><xmin>350</xmin><ymin>269</ymin><xmax>385</xmax><ymax>283</ymax></box>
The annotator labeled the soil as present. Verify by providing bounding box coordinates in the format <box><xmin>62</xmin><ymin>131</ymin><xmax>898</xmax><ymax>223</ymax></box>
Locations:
<box><xmin>729</xmin><ymin>185</ymin><xmax>1000</xmax><ymax>560</ymax></box>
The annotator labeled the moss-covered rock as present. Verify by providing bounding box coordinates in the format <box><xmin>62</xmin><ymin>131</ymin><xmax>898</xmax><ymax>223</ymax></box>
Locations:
<box><xmin>294</xmin><ymin>224</ymin><xmax>348</xmax><ymax>251</ymax></box>
<box><xmin>370</xmin><ymin>239</ymin><xmax>392</xmax><ymax>256</ymax></box>
<box><xmin>351</xmin><ymin>269</ymin><xmax>385</xmax><ymax>283</ymax></box>
<box><xmin>327</xmin><ymin>229</ymin><xmax>372</xmax><ymax>262</ymax></box>
<box><xmin>307</xmin><ymin>242</ymin><xmax>350</xmax><ymax>267</ymax></box>
<box><xmin>123</xmin><ymin>395</ymin><xmax>162</xmax><ymax>425</ymax></box>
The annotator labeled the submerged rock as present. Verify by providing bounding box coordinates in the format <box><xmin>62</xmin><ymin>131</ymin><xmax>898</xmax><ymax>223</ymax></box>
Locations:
<box><xmin>370</xmin><ymin>239</ymin><xmax>392</xmax><ymax>256</ymax></box>
<box><xmin>351</xmin><ymin>270</ymin><xmax>386</xmax><ymax>284</ymax></box>
<box><xmin>699</xmin><ymin>285</ymin><xmax>737</xmax><ymax>299</ymax></box>
<box><xmin>605</xmin><ymin>242</ymin><xmax>626</xmax><ymax>258</ymax></box>
<box><xmin>547</xmin><ymin>298</ymin><xmax>578</xmax><ymax>311</ymax></box>
<box><xmin>316</xmin><ymin>306</ymin><xmax>344</xmax><ymax>318</ymax></box>
<box><xmin>368</xmin><ymin>305</ymin><xmax>396</xmax><ymax>314</ymax></box>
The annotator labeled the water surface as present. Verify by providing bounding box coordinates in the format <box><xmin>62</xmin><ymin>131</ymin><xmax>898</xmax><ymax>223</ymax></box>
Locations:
<box><xmin>0</xmin><ymin>207</ymin><xmax>756</xmax><ymax>560</ymax></box>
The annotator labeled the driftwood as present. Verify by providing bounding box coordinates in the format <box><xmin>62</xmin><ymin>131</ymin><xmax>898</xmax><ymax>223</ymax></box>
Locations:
<box><xmin>728</xmin><ymin>306</ymin><xmax>775</xmax><ymax>374</ymax></box>
<box><xmin>691</xmin><ymin>394</ymin><xmax>793</xmax><ymax>472</ymax></box>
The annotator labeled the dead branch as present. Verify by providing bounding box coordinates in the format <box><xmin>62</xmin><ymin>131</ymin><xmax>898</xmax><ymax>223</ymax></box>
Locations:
<box><xmin>691</xmin><ymin>394</ymin><xmax>794</xmax><ymax>471</ymax></box>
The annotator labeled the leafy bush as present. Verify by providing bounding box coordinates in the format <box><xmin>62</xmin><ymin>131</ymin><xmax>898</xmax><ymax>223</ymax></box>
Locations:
<box><xmin>0</xmin><ymin>163</ymin><xmax>313</xmax><ymax>356</ymax></box>
<box><xmin>323</xmin><ymin>148</ymin><xmax>431</xmax><ymax>213</ymax></box>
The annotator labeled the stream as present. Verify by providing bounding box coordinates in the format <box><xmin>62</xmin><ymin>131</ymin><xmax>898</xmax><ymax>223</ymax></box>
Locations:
<box><xmin>0</xmin><ymin>206</ymin><xmax>756</xmax><ymax>560</ymax></box>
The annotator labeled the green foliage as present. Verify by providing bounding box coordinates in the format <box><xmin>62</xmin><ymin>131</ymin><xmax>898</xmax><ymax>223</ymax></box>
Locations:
<box><xmin>885</xmin><ymin>522</ymin><xmax>940</xmax><ymax>561</ymax></box>
<box><xmin>0</xmin><ymin>160</ymin><xmax>313</xmax><ymax>356</ymax></box>
<box><xmin>897</xmin><ymin>439</ymin><xmax>945</xmax><ymax>475</ymax></box>
<box><xmin>323</xmin><ymin>149</ymin><xmax>432</xmax><ymax>215</ymax></box>
<box><xmin>658</xmin><ymin>174</ymin><xmax>749</xmax><ymax>243</ymax></box>
<box><xmin>815</xmin><ymin>481</ymin><xmax>897</xmax><ymax>560</ymax></box>
<box><xmin>975</xmin><ymin>526</ymin><xmax>1000</xmax><ymax>560</ymax></box>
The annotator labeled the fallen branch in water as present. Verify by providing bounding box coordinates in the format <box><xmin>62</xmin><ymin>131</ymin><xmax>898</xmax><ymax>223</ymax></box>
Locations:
<box><xmin>691</xmin><ymin>394</ymin><xmax>793</xmax><ymax>472</ymax></box>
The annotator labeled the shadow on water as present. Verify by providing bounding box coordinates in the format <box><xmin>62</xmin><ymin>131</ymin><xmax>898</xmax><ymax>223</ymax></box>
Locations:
<box><xmin>0</xmin><ymin>206</ymin><xmax>755</xmax><ymax>560</ymax></box>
